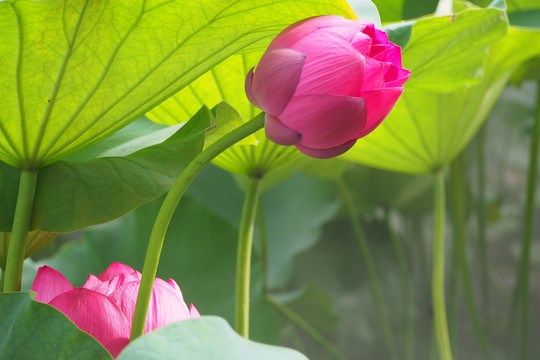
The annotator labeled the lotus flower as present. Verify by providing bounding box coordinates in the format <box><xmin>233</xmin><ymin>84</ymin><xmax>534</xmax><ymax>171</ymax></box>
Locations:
<box><xmin>245</xmin><ymin>15</ymin><xmax>410</xmax><ymax>159</ymax></box>
<box><xmin>31</xmin><ymin>263</ymin><xmax>200</xmax><ymax>357</ymax></box>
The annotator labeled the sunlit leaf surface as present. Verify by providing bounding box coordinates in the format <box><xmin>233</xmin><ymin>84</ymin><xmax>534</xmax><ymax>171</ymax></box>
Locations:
<box><xmin>0</xmin><ymin>0</ymin><xmax>356</xmax><ymax>168</ymax></box>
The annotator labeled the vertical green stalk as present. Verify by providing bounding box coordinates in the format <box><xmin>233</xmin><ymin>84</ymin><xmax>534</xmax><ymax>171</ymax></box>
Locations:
<box><xmin>336</xmin><ymin>177</ymin><xmax>399</xmax><ymax>360</ymax></box>
<box><xmin>3</xmin><ymin>169</ymin><xmax>38</xmax><ymax>293</ymax></box>
<box><xmin>386</xmin><ymin>211</ymin><xmax>415</xmax><ymax>360</ymax></box>
<box><xmin>450</xmin><ymin>154</ymin><xmax>493</xmax><ymax>360</ymax></box>
<box><xmin>130</xmin><ymin>115</ymin><xmax>264</xmax><ymax>341</ymax></box>
<box><xmin>0</xmin><ymin>268</ymin><xmax>5</xmax><ymax>292</ymax></box>
<box><xmin>235</xmin><ymin>176</ymin><xmax>262</xmax><ymax>338</ymax></box>
<box><xmin>266</xmin><ymin>294</ymin><xmax>350</xmax><ymax>360</ymax></box>
<box><xmin>448</xmin><ymin>218</ymin><xmax>461</xmax><ymax>354</ymax></box>
<box><xmin>475</xmin><ymin>127</ymin><xmax>490</xmax><ymax>329</ymax></box>
<box><xmin>256</xmin><ymin>204</ymin><xmax>268</xmax><ymax>290</ymax></box>
<box><xmin>448</xmin><ymin>156</ymin><xmax>464</xmax><ymax>357</ymax></box>
<box><xmin>508</xmin><ymin>80</ymin><xmax>540</xmax><ymax>360</ymax></box>
<box><xmin>433</xmin><ymin>170</ymin><xmax>453</xmax><ymax>360</ymax></box>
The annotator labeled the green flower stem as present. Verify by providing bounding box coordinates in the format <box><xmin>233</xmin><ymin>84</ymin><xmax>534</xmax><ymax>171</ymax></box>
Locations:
<box><xmin>475</xmin><ymin>127</ymin><xmax>490</xmax><ymax>328</ymax></box>
<box><xmin>509</xmin><ymin>80</ymin><xmax>540</xmax><ymax>360</ymax></box>
<box><xmin>386</xmin><ymin>211</ymin><xmax>415</xmax><ymax>360</ymax></box>
<box><xmin>235</xmin><ymin>176</ymin><xmax>262</xmax><ymax>338</ymax></box>
<box><xmin>433</xmin><ymin>170</ymin><xmax>453</xmax><ymax>360</ymax></box>
<box><xmin>448</xmin><ymin>219</ymin><xmax>460</xmax><ymax>352</ymax></box>
<box><xmin>336</xmin><ymin>177</ymin><xmax>399</xmax><ymax>360</ymax></box>
<box><xmin>3</xmin><ymin>169</ymin><xmax>38</xmax><ymax>293</ymax></box>
<box><xmin>256</xmin><ymin>203</ymin><xmax>268</xmax><ymax>290</ymax></box>
<box><xmin>450</xmin><ymin>154</ymin><xmax>493</xmax><ymax>360</ymax></box>
<box><xmin>265</xmin><ymin>294</ymin><xmax>350</xmax><ymax>360</ymax></box>
<box><xmin>0</xmin><ymin>268</ymin><xmax>5</xmax><ymax>292</ymax></box>
<box><xmin>130</xmin><ymin>114</ymin><xmax>265</xmax><ymax>341</ymax></box>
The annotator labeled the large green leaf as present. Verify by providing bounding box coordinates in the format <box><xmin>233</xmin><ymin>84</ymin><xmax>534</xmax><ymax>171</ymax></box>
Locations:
<box><xmin>371</xmin><ymin>0</ymin><xmax>438</xmax><ymax>22</ymax></box>
<box><xmin>0</xmin><ymin>0</ymin><xmax>356</xmax><ymax>168</ymax></box>
<box><xmin>340</xmin><ymin>9</ymin><xmax>540</xmax><ymax>174</ymax></box>
<box><xmin>0</xmin><ymin>292</ymin><xmax>112</xmax><ymax>360</ymax></box>
<box><xmin>505</xmin><ymin>0</ymin><xmax>540</xmax><ymax>10</ymax></box>
<box><xmin>117</xmin><ymin>317</ymin><xmax>307</xmax><ymax>360</ymax></box>
<box><xmin>0</xmin><ymin>107</ymin><xmax>209</xmax><ymax>232</ymax></box>
<box><xmin>403</xmin><ymin>7</ymin><xmax>508</xmax><ymax>92</ymax></box>
<box><xmin>508</xmin><ymin>9</ymin><xmax>540</xmax><ymax>27</ymax></box>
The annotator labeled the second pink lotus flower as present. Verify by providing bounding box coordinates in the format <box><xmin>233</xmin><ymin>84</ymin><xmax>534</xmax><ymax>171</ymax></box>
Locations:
<box><xmin>31</xmin><ymin>263</ymin><xmax>200</xmax><ymax>358</ymax></box>
<box><xmin>246</xmin><ymin>15</ymin><xmax>410</xmax><ymax>159</ymax></box>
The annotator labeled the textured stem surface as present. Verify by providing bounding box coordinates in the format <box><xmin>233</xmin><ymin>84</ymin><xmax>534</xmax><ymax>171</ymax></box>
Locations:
<box><xmin>235</xmin><ymin>176</ymin><xmax>262</xmax><ymax>338</ymax></box>
<box><xmin>433</xmin><ymin>171</ymin><xmax>453</xmax><ymax>360</ymax></box>
<box><xmin>130</xmin><ymin>115</ymin><xmax>264</xmax><ymax>340</ymax></box>
<box><xmin>3</xmin><ymin>169</ymin><xmax>38</xmax><ymax>292</ymax></box>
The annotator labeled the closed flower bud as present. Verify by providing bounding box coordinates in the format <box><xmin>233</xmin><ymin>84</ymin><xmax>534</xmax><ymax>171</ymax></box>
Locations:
<box><xmin>245</xmin><ymin>15</ymin><xmax>410</xmax><ymax>159</ymax></box>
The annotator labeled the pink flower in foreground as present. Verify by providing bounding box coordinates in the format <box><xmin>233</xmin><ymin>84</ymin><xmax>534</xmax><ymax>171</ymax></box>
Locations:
<box><xmin>31</xmin><ymin>263</ymin><xmax>200</xmax><ymax>358</ymax></box>
<box><xmin>245</xmin><ymin>15</ymin><xmax>410</xmax><ymax>159</ymax></box>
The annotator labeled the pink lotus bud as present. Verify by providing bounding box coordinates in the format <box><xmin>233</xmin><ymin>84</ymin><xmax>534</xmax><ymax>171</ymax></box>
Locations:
<box><xmin>31</xmin><ymin>263</ymin><xmax>200</xmax><ymax>358</ymax></box>
<box><xmin>245</xmin><ymin>15</ymin><xmax>410</xmax><ymax>159</ymax></box>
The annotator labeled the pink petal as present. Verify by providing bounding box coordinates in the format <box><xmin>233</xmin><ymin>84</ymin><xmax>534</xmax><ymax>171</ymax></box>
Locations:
<box><xmin>265</xmin><ymin>113</ymin><xmax>302</xmax><ymax>146</ymax></box>
<box><xmin>189</xmin><ymin>304</ymin><xmax>201</xmax><ymax>318</ymax></box>
<box><xmin>84</xmin><ymin>273</ymin><xmax>140</xmax><ymax>297</ymax></box>
<box><xmin>109</xmin><ymin>279</ymin><xmax>191</xmax><ymax>334</ymax></box>
<box><xmin>49</xmin><ymin>288</ymin><xmax>131</xmax><ymax>358</ymax></box>
<box><xmin>269</xmin><ymin>15</ymin><xmax>354</xmax><ymax>48</ymax></box>
<box><xmin>251</xmin><ymin>47</ymin><xmax>305</xmax><ymax>116</ymax></box>
<box><xmin>362</xmin><ymin>24</ymin><xmax>389</xmax><ymax>45</ymax></box>
<box><xmin>291</xmin><ymin>30</ymin><xmax>365</xmax><ymax>97</ymax></box>
<box><xmin>359</xmin><ymin>87</ymin><xmax>404</xmax><ymax>136</ymax></box>
<box><xmin>31</xmin><ymin>266</ymin><xmax>73</xmax><ymax>304</ymax></box>
<box><xmin>97</xmin><ymin>263</ymin><xmax>138</xmax><ymax>282</ymax></box>
<box><xmin>385</xmin><ymin>66</ymin><xmax>411</xmax><ymax>88</ymax></box>
<box><xmin>296</xmin><ymin>139</ymin><xmax>357</xmax><ymax>159</ymax></box>
<box><xmin>167</xmin><ymin>278</ymin><xmax>184</xmax><ymax>300</ymax></box>
<box><xmin>374</xmin><ymin>45</ymin><xmax>402</xmax><ymax>66</ymax></box>
<box><xmin>83</xmin><ymin>274</ymin><xmax>102</xmax><ymax>290</ymax></box>
<box><xmin>360</xmin><ymin>57</ymin><xmax>387</xmax><ymax>91</ymax></box>
<box><xmin>244</xmin><ymin>68</ymin><xmax>261</xmax><ymax>108</ymax></box>
<box><xmin>279</xmin><ymin>94</ymin><xmax>366</xmax><ymax>149</ymax></box>
<box><xmin>351</xmin><ymin>31</ymin><xmax>372</xmax><ymax>54</ymax></box>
